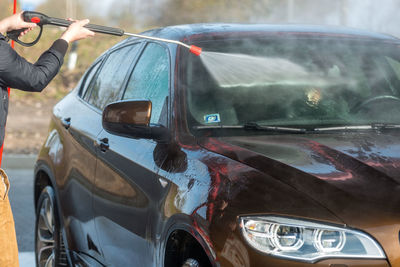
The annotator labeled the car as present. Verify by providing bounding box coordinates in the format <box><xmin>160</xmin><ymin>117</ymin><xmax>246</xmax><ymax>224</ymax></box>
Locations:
<box><xmin>34</xmin><ymin>23</ymin><xmax>400</xmax><ymax>267</ymax></box>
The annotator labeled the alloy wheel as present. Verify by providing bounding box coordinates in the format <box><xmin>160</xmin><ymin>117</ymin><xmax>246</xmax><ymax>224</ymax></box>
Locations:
<box><xmin>35</xmin><ymin>186</ymin><xmax>68</xmax><ymax>267</ymax></box>
<box><xmin>37</xmin><ymin>195</ymin><xmax>56</xmax><ymax>267</ymax></box>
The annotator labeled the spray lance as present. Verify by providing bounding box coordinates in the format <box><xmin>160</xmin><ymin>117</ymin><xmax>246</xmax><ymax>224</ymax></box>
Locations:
<box><xmin>6</xmin><ymin>11</ymin><xmax>203</xmax><ymax>56</ymax></box>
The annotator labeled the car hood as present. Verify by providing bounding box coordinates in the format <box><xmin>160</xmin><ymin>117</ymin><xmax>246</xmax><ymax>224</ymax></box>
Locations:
<box><xmin>199</xmin><ymin>131</ymin><xmax>400</xmax><ymax>228</ymax></box>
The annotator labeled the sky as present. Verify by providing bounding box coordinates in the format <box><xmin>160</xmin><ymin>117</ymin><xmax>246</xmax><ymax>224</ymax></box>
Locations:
<box><xmin>19</xmin><ymin>0</ymin><xmax>111</xmax><ymax>12</ymax></box>
<box><xmin>19</xmin><ymin>0</ymin><xmax>44</xmax><ymax>10</ymax></box>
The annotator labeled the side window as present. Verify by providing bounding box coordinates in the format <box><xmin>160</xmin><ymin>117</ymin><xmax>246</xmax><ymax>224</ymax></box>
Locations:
<box><xmin>81</xmin><ymin>61</ymin><xmax>101</xmax><ymax>101</ymax></box>
<box><xmin>123</xmin><ymin>43</ymin><xmax>169</xmax><ymax>126</ymax></box>
<box><xmin>88</xmin><ymin>44</ymin><xmax>140</xmax><ymax>110</ymax></box>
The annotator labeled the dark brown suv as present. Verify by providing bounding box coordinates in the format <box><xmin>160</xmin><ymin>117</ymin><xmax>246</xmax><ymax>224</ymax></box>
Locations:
<box><xmin>34</xmin><ymin>24</ymin><xmax>400</xmax><ymax>267</ymax></box>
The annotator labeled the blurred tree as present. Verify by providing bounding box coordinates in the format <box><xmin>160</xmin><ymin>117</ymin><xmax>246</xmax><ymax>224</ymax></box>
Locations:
<box><xmin>0</xmin><ymin>0</ymin><xmax>16</xmax><ymax>19</ymax></box>
<box><xmin>154</xmin><ymin>0</ymin><xmax>279</xmax><ymax>26</ymax></box>
<box><xmin>108</xmin><ymin>0</ymin><xmax>136</xmax><ymax>31</ymax></box>
<box><xmin>35</xmin><ymin>0</ymin><xmax>86</xmax><ymax>20</ymax></box>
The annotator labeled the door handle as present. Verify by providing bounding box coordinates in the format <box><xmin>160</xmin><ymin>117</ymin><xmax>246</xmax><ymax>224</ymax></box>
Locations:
<box><xmin>61</xmin><ymin>117</ymin><xmax>71</xmax><ymax>129</ymax></box>
<box><xmin>96</xmin><ymin>137</ymin><xmax>109</xmax><ymax>152</ymax></box>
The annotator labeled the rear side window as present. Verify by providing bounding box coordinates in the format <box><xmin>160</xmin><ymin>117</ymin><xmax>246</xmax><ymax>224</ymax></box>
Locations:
<box><xmin>81</xmin><ymin>61</ymin><xmax>101</xmax><ymax>101</ymax></box>
<box><xmin>123</xmin><ymin>43</ymin><xmax>169</xmax><ymax>125</ymax></box>
<box><xmin>88</xmin><ymin>44</ymin><xmax>140</xmax><ymax>110</ymax></box>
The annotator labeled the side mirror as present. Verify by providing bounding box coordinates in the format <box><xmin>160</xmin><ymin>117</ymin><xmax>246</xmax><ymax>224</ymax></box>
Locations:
<box><xmin>102</xmin><ymin>100</ymin><xmax>170</xmax><ymax>142</ymax></box>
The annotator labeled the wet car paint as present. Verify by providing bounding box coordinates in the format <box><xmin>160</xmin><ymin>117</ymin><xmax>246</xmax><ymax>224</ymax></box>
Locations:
<box><xmin>198</xmin><ymin>132</ymin><xmax>400</xmax><ymax>266</ymax></box>
<box><xmin>38</xmin><ymin>91</ymin><xmax>104</xmax><ymax>259</ymax></box>
<box><xmin>34</xmin><ymin>24</ymin><xmax>400</xmax><ymax>266</ymax></box>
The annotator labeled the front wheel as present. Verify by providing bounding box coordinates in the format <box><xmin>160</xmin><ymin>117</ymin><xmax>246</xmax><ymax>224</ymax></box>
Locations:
<box><xmin>35</xmin><ymin>186</ymin><xmax>68</xmax><ymax>267</ymax></box>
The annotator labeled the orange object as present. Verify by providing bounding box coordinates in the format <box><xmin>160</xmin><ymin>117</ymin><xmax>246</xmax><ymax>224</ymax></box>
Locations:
<box><xmin>31</xmin><ymin>16</ymin><xmax>41</xmax><ymax>23</ymax></box>
<box><xmin>11</xmin><ymin>0</ymin><xmax>16</xmax><ymax>49</ymax></box>
<box><xmin>189</xmin><ymin>45</ymin><xmax>202</xmax><ymax>56</ymax></box>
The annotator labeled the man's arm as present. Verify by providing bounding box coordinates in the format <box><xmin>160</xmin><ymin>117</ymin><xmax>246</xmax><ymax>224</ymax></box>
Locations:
<box><xmin>0</xmin><ymin>38</ymin><xmax>68</xmax><ymax>92</ymax></box>
<box><xmin>0</xmin><ymin>14</ymin><xmax>94</xmax><ymax>92</ymax></box>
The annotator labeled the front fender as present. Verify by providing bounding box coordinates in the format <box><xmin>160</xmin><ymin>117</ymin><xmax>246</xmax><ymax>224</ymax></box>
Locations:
<box><xmin>160</xmin><ymin>213</ymin><xmax>218</xmax><ymax>267</ymax></box>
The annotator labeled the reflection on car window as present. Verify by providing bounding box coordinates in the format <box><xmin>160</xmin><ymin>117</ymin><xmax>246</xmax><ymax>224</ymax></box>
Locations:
<box><xmin>123</xmin><ymin>43</ymin><xmax>169</xmax><ymax>126</ymax></box>
<box><xmin>81</xmin><ymin>61</ymin><xmax>101</xmax><ymax>102</ymax></box>
<box><xmin>88</xmin><ymin>44</ymin><xmax>140</xmax><ymax>110</ymax></box>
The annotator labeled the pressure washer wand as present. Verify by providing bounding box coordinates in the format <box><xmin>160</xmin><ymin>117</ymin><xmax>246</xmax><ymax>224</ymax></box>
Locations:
<box><xmin>124</xmin><ymin>32</ymin><xmax>202</xmax><ymax>56</ymax></box>
<box><xmin>6</xmin><ymin>11</ymin><xmax>202</xmax><ymax>56</ymax></box>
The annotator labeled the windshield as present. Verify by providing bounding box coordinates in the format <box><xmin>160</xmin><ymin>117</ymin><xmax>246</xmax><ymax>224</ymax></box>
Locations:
<box><xmin>182</xmin><ymin>36</ymin><xmax>400</xmax><ymax>134</ymax></box>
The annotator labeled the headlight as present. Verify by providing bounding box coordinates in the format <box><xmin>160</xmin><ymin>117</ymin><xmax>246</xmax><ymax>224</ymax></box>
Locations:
<box><xmin>240</xmin><ymin>216</ymin><xmax>385</xmax><ymax>262</ymax></box>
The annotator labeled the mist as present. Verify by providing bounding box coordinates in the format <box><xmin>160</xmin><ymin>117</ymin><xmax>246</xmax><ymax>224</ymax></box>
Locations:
<box><xmin>261</xmin><ymin>0</ymin><xmax>400</xmax><ymax>37</ymax></box>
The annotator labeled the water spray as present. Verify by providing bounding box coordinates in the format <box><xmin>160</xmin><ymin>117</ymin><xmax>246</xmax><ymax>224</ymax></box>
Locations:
<box><xmin>6</xmin><ymin>11</ymin><xmax>203</xmax><ymax>56</ymax></box>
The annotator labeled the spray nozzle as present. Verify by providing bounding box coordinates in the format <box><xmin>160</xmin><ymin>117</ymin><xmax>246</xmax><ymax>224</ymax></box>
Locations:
<box><xmin>189</xmin><ymin>45</ymin><xmax>202</xmax><ymax>56</ymax></box>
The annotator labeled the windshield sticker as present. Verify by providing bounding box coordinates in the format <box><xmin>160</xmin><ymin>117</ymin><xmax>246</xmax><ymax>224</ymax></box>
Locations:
<box><xmin>204</xmin><ymin>114</ymin><xmax>221</xmax><ymax>123</ymax></box>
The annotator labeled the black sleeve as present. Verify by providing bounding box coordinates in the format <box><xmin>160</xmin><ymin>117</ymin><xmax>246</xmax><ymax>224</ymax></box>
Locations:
<box><xmin>0</xmin><ymin>39</ymin><xmax>69</xmax><ymax>92</ymax></box>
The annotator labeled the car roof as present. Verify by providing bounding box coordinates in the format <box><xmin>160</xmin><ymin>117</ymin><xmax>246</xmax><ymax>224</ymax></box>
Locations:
<box><xmin>129</xmin><ymin>23</ymin><xmax>400</xmax><ymax>44</ymax></box>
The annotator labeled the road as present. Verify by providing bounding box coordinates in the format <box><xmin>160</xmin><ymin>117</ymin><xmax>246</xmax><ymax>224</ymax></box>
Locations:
<box><xmin>3</xmin><ymin>156</ymin><xmax>36</xmax><ymax>266</ymax></box>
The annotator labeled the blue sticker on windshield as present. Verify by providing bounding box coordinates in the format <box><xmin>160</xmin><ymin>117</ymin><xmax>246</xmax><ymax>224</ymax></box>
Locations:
<box><xmin>204</xmin><ymin>114</ymin><xmax>221</xmax><ymax>123</ymax></box>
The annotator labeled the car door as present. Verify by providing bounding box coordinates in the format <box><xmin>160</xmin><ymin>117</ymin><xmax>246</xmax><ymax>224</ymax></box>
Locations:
<box><xmin>59</xmin><ymin>43</ymin><xmax>142</xmax><ymax>263</ymax></box>
<box><xmin>52</xmin><ymin>58</ymin><xmax>104</xmax><ymax>259</ymax></box>
<box><xmin>93</xmin><ymin>42</ymin><xmax>170</xmax><ymax>267</ymax></box>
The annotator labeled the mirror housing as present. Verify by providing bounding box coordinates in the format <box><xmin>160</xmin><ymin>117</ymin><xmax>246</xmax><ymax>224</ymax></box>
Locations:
<box><xmin>102</xmin><ymin>100</ymin><xmax>170</xmax><ymax>142</ymax></box>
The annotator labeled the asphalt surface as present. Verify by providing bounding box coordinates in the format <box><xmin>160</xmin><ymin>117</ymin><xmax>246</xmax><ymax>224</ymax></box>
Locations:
<box><xmin>3</xmin><ymin>154</ymin><xmax>37</xmax><ymax>266</ymax></box>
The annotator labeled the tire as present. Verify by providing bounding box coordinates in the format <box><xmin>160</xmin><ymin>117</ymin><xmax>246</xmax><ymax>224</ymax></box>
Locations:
<box><xmin>35</xmin><ymin>186</ymin><xmax>68</xmax><ymax>267</ymax></box>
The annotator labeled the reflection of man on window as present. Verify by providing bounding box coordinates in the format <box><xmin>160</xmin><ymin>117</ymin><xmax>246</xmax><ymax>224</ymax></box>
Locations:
<box><xmin>306</xmin><ymin>87</ymin><xmax>322</xmax><ymax>107</ymax></box>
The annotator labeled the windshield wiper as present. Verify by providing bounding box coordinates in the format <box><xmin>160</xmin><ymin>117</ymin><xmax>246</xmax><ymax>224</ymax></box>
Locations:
<box><xmin>314</xmin><ymin>123</ymin><xmax>400</xmax><ymax>132</ymax></box>
<box><xmin>193</xmin><ymin>122</ymin><xmax>306</xmax><ymax>133</ymax></box>
<box><xmin>243</xmin><ymin>122</ymin><xmax>307</xmax><ymax>133</ymax></box>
